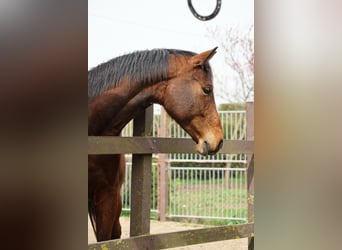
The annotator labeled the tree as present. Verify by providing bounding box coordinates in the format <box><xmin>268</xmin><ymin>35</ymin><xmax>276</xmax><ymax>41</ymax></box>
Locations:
<box><xmin>208</xmin><ymin>25</ymin><xmax>254</xmax><ymax>103</ymax></box>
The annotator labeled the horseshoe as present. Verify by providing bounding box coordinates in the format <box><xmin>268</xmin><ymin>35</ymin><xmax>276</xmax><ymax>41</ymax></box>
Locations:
<box><xmin>187</xmin><ymin>0</ymin><xmax>222</xmax><ymax>21</ymax></box>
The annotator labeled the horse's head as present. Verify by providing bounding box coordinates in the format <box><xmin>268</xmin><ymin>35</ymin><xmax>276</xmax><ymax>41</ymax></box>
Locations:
<box><xmin>162</xmin><ymin>48</ymin><xmax>223</xmax><ymax>156</ymax></box>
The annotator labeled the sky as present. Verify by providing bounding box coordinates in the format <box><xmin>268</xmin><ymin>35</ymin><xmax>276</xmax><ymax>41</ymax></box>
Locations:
<box><xmin>88</xmin><ymin>0</ymin><xmax>254</xmax><ymax>104</ymax></box>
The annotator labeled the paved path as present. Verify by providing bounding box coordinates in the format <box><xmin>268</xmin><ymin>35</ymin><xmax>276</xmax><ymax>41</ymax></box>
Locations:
<box><xmin>88</xmin><ymin>217</ymin><xmax>247</xmax><ymax>249</ymax></box>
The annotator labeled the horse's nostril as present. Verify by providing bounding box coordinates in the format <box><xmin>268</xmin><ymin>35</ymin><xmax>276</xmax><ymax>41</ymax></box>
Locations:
<box><xmin>218</xmin><ymin>139</ymin><xmax>223</xmax><ymax>151</ymax></box>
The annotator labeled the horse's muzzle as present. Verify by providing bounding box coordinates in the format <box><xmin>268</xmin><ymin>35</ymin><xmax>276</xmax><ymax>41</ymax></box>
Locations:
<box><xmin>197</xmin><ymin>139</ymin><xmax>223</xmax><ymax>156</ymax></box>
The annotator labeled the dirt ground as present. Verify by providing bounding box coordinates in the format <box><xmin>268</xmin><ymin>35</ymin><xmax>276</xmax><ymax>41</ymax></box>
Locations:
<box><xmin>88</xmin><ymin>216</ymin><xmax>248</xmax><ymax>249</ymax></box>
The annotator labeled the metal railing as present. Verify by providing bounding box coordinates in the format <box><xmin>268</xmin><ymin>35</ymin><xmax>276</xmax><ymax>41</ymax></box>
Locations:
<box><xmin>120</xmin><ymin>108</ymin><xmax>248</xmax><ymax>221</ymax></box>
<box><xmin>121</xmin><ymin>162</ymin><xmax>247</xmax><ymax>221</ymax></box>
<box><xmin>122</xmin><ymin>110</ymin><xmax>247</xmax><ymax>163</ymax></box>
<box><xmin>122</xmin><ymin>110</ymin><xmax>246</xmax><ymax>139</ymax></box>
<box><xmin>121</xmin><ymin>162</ymin><xmax>159</xmax><ymax>213</ymax></box>
<box><xmin>168</xmin><ymin>166</ymin><xmax>247</xmax><ymax>221</ymax></box>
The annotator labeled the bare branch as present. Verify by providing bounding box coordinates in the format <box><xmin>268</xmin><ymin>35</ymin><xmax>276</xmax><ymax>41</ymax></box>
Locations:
<box><xmin>208</xmin><ymin>25</ymin><xmax>254</xmax><ymax>103</ymax></box>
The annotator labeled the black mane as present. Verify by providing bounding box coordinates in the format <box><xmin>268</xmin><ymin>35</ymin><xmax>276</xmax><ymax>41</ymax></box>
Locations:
<box><xmin>88</xmin><ymin>49</ymin><xmax>197</xmax><ymax>102</ymax></box>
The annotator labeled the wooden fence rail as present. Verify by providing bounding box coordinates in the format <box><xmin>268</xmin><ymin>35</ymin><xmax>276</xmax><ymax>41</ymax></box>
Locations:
<box><xmin>88</xmin><ymin>137</ymin><xmax>254</xmax><ymax>155</ymax></box>
<box><xmin>88</xmin><ymin>223</ymin><xmax>254</xmax><ymax>250</ymax></box>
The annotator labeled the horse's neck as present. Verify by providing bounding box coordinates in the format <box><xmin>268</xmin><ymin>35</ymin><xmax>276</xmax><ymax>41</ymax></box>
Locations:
<box><xmin>103</xmin><ymin>82</ymin><xmax>168</xmax><ymax>136</ymax></box>
<box><xmin>89</xmin><ymin>81</ymin><xmax>167</xmax><ymax>136</ymax></box>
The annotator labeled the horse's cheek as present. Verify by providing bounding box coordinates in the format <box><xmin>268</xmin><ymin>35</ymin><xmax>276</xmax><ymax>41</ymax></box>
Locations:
<box><xmin>176</xmin><ymin>88</ymin><xmax>195</xmax><ymax>114</ymax></box>
<box><xmin>163</xmin><ymin>95</ymin><xmax>185</xmax><ymax>121</ymax></box>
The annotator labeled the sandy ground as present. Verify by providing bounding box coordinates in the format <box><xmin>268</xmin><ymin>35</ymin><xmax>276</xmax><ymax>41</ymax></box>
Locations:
<box><xmin>88</xmin><ymin>216</ymin><xmax>247</xmax><ymax>249</ymax></box>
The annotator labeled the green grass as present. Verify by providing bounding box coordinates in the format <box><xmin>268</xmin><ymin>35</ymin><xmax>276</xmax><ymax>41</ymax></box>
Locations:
<box><xmin>121</xmin><ymin>176</ymin><xmax>248</xmax><ymax>226</ymax></box>
<box><xmin>121</xmin><ymin>210</ymin><xmax>159</xmax><ymax>220</ymax></box>
<box><xmin>169</xmin><ymin>181</ymin><xmax>247</xmax><ymax>219</ymax></box>
<box><xmin>167</xmin><ymin>217</ymin><xmax>247</xmax><ymax>226</ymax></box>
<box><xmin>121</xmin><ymin>210</ymin><xmax>246</xmax><ymax>226</ymax></box>
<box><xmin>168</xmin><ymin>174</ymin><xmax>247</xmax><ymax>224</ymax></box>
<box><xmin>170</xmin><ymin>175</ymin><xmax>246</xmax><ymax>186</ymax></box>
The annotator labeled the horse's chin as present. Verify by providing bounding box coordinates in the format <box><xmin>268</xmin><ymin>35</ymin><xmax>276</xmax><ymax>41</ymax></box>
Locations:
<box><xmin>196</xmin><ymin>141</ymin><xmax>209</xmax><ymax>156</ymax></box>
<box><xmin>197</xmin><ymin>149</ymin><xmax>208</xmax><ymax>157</ymax></box>
<box><xmin>196</xmin><ymin>148</ymin><xmax>217</xmax><ymax>157</ymax></box>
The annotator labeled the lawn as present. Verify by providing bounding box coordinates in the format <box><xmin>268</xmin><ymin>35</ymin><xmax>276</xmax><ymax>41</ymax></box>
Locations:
<box><xmin>168</xmin><ymin>176</ymin><xmax>248</xmax><ymax>223</ymax></box>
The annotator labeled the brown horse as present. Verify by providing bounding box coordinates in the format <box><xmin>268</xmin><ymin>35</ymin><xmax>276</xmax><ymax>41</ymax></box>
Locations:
<box><xmin>88</xmin><ymin>48</ymin><xmax>223</xmax><ymax>241</ymax></box>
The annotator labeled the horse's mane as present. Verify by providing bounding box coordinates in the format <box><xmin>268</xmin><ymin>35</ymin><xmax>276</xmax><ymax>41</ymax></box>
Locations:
<box><xmin>88</xmin><ymin>49</ymin><xmax>197</xmax><ymax>102</ymax></box>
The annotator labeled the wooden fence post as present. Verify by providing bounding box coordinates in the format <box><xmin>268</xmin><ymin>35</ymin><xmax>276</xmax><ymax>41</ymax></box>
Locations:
<box><xmin>246</xmin><ymin>102</ymin><xmax>254</xmax><ymax>250</ymax></box>
<box><xmin>130</xmin><ymin>105</ymin><xmax>153</xmax><ymax>237</ymax></box>
<box><xmin>158</xmin><ymin>107</ymin><xmax>169</xmax><ymax>221</ymax></box>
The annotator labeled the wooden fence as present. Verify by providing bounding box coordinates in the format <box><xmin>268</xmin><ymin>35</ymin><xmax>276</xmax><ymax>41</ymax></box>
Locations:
<box><xmin>88</xmin><ymin>102</ymin><xmax>254</xmax><ymax>249</ymax></box>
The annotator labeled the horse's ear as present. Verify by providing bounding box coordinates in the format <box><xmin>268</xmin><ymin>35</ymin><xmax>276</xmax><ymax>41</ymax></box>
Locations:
<box><xmin>190</xmin><ymin>47</ymin><xmax>218</xmax><ymax>67</ymax></box>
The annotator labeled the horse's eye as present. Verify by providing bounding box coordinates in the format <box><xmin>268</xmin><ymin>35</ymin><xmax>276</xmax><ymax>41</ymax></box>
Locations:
<box><xmin>202</xmin><ymin>87</ymin><xmax>211</xmax><ymax>95</ymax></box>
